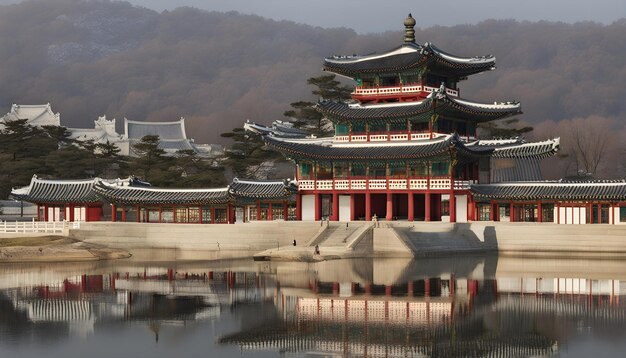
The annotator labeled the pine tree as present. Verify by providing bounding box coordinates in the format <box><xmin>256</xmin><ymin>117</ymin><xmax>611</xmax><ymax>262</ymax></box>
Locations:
<box><xmin>130</xmin><ymin>135</ymin><xmax>171</xmax><ymax>183</ymax></box>
<box><xmin>285</xmin><ymin>74</ymin><xmax>352</xmax><ymax>137</ymax></box>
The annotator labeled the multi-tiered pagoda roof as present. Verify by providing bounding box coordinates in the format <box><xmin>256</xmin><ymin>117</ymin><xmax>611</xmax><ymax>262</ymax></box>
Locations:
<box><xmin>324</xmin><ymin>41</ymin><xmax>496</xmax><ymax>79</ymax></box>
<box><xmin>264</xmin><ymin>134</ymin><xmax>559</xmax><ymax>162</ymax></box>
<box><xmin>317</xmin><ymin>90</ymin><xmax>521</xmax><ymax>123</ymax></box>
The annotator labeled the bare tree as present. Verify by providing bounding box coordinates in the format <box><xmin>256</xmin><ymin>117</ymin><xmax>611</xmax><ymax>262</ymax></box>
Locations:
<box><xmin>562</xmin><ymin>116</ymin><xmax>618</xmax><ymax>178</ymax></box>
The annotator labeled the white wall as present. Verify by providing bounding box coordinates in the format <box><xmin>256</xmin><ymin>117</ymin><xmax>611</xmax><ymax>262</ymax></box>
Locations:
<box><xmin>302</xmin><ymin>194</ymin><xmax>316</xmax><ymax>221</ymax></box>
<box><xmin>441</xmin><ymin>194</ymin><xmax>450</xmax><ymax>223</ymax></box>
<box><xmin>455</xmin><ymin>195</ymin><xmax>467</xmax><ymax>223</ymax></box>
<box><xmin>339</xmin><ymin>195</ymin><xmax>351</xmax><ymax>222</ymax></box>
<box><xmin>555</xmin><ymin>206</ymin><xmax>586</xmax><ymax>225</ymax></box>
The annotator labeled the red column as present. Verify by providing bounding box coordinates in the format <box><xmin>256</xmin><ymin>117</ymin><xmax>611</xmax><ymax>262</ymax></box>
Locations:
<box><xmin>490</xmin><ymin>201</ymin><xmax>495</xmax><ymax>221</ymax></box>
<box><xmin>425</xmin><ymin>193</ymin><xmax>431</xmax><ymax>222</ymax></box>
<box><xmin>408</xmin><ymin>193</ymin><xmax>414</xmax><ymax>222</ymax></box>
<box><xmin>158</xmin><ymin>206</ymin><xmax>162</xmax><ymax>223</ymax></box>
<box><xmin>283</xmin><ymin>201</ymin><xmax>289</xmax><ymax>221</ymax></box>
<box><xmin>198</xmin><ymin>206</ymin><xmax>203</xmax><ymax>224</ymax></box>
<box><xmin>557</xmin><ymin>202</ymin><xmax>560</xmax><ymax>224</ymax></box>
<box><xmin>424</xmin><ymin>279</ymin><xmax>431</xmax><ymax>297</ymax></box>
<box><xmin>227</xmin><ymin>203</ymin><xmax>233</xmax><ymax>224</ymax></box>
<box><xmin>69</xmin><ymin>205</ymin><xmax>75</xmax><ymax>222</ymax></box>
<box><xmin>314</xmin><ymin>194</ymin><xmax>321</xmax><ymax>221</ymax></box>
<box><xmin>510</xmin><ymin>202</ymin><xmax>515</xmax><ymax>222</ymax></box>
<box><xmin>37</xmin><ymin>205</ymin><xmax>40</xmax><ymax>221</ymax></box>
<box><xmin>450</xmin><ymin>193</ymin><xmax>456</xmax><ymax>222</ymax></box>
<box><xmin>111</xmin><ymin>204</ymin><xmax>116</xmax><ymax>222</ymax></box>
<box><xmin>365</xmin><ymin>192</ymin><xmax>372</xmax><ymax>221</ymax></box>
<box><xmin>386</xmin><ymin>192</ymin><xmax>393</xmax><ymax>221</ymax></box>
<box><xmin>331</xmin><ymin>192</ymin><xmax>339</xmax><ymax>221</ymax></box>
<box><xmin>256</xmin><ymin>200</ymin><xmax>261</xmax><ymax>221</ymax></box>
<box><xmin>349</xmin><ymin>194</ymin><xmax>355</xmax><ymax>221</ymax></box>
<box><xmin>121</xmin><ymin>207</ymin><xmax>126</xmax><ymax>222</ymax></box>
<box><xmin>268</xmin><ymin>202</ymin><xmax>273</xmax><ymax>221</ymax></box>
<box><xmin>295</xmin><ymin>194</ymin><xmax>302</xmax><ymax>221</ymax></box>
<box><xmin>537</xmin><ymin>201</ymin><xmax>543</xmax><ymax>223</ymax></box>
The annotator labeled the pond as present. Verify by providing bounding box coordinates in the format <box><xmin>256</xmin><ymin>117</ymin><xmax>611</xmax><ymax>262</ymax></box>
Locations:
<box><xmin>1</xmin><ymin>254</ymin><xmax>626</xmax><ymax>357</ymax></box>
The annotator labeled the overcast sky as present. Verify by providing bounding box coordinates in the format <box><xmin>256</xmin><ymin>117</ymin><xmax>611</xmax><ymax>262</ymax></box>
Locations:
<box><xmin>88</xmin><ymin>0</ymin><xmax>626</xmax><ymax>33</ymax></box>
<box><xmin>1</xmin><ymin>0</ymin><xmax>625</xmax><ymax>33</ymax></box>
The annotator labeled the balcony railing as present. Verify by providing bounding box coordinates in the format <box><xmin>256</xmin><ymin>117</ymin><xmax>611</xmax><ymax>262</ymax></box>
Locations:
<box><xmin>333</xmin><ymin>132</ymin><xmax>448</xmax><ymax>143</ymax></box>
<box><xmin>353</xmin><ymin>84</ymin><xmax>459</xmax><ymax>97</ymax></box>
<box><xmin>297</xmin><ymin>178</ymin><xmax>475</xmax><ymax>191</ymax></box>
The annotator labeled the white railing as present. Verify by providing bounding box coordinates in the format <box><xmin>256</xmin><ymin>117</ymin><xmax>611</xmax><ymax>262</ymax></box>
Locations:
<box><xmin>368</xmin><ymin>180</ymin><xmax>387</xmax><ymax>190</ymax></box>
<box><xmin>334</xmin><ymin>133</ymin><xmax>445</xmax><ymax>142</ymax></box>
<box><xmin>334</xmin><ymin>180</ymin><xmax>349</xmax><ymax>190</ymax></box>
<box><xmin>297</xmin><ymin>178</ymin><xmax>468</xmax><ymax>191</ymax></box>
<box><xmin>0</xmin><ymin>220</ymin><xmax>78</xmax><ymax>234</ymax></box>
<box><xmin>369</xmin><ymin>134</ymin><xmax>388</xmax><ymax>141</ymax></box>
<box><xmin>389</xmin><ymin>134</ymin><xmax>408</xmax><ymax>141</ymax></box>
<box><xmin>298</xmin><ymin>180</ymin><xmax>315</xmax><ymax>190</ymax></box>
<box><xmin>409</xmin><ymin>179</ymin><xmax>428</xmax><ymax>190</ymax></box>
<box><xmin>430</xmin><ymin>178</ymin><xmax>452</xmax><ymax>190</ymax></box>
<box><xmin>351</xmin><ymin>179</ymin><xmax>367</xmax><ymax>190</ymax></box>
<box><xmin>316</xmin><ymin>180</ymin><xmax>334</xmax><ymax>190</ymax></box>
<box><xmin>354</xmin><ymin>85</ymin><xmax>458</xmax><ymax>97</ymax></box>
<box><xmin>454</xmin><ymin>180</ymin><xmax>474</xmax><ymax>190</ymax></box>
<box><xmin>389</xmin><ymin>179</ymin><xmax>407</xmax><ymax>190</ymax></box>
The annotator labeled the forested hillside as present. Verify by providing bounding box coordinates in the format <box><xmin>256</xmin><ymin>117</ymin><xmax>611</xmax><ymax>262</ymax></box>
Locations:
<box><xmin>1</xmin><ymin>0</ymin><xmax>624</xmax><ymax>177</ymax></box>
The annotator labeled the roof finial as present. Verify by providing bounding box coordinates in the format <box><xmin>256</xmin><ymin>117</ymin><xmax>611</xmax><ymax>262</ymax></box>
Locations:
<box><xmin>404</xmin><ymin>13</ymin><xmax>416</xmax><ymax>44</ymax></box>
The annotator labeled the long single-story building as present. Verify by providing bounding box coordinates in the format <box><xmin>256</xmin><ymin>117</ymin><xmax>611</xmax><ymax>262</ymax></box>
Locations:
<box><xmin>11</xmin><ymin>175</ymin><xmax>296</xmax><ymax>223</ymax></box>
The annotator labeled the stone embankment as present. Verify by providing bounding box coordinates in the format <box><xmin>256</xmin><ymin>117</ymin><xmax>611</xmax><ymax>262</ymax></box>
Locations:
<box><xmin>45</xmin><ymin>220</ymin><xmax>626</xmax><ymax>261</ymax></box>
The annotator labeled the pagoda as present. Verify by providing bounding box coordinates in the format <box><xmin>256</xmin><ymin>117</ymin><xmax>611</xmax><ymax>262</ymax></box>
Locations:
<box><xmin>258</xmin><ymin>14</ymin><xmax>561</xmax><ymax>223</ymax></box>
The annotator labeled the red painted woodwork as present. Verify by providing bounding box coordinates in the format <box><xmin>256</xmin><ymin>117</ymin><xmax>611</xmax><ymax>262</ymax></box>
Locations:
<box><xmin>331</xmin><ymin>192</ymin><xmax>339</xmax><ymax>221</ymax></box>
<box><xmin>425</xmin><ymin>193</ymin><xmax>431</xmax><ymax>221</ymax></box>
<box><xmin>385</xmin><ymin>193</ymin><xmax>393</xmax><ymax>221</ymax></box>
<box><xmin>408</xmin><ymin>193</ymin><xmax>415</xmax><ymax>221</ymax></box>
<box><xmin>365</xmin><ymin>192</ymin><xmax>372</xmax><ymax>221</ymax></box>
<box><xmin>295</xmin><ymin>195</ymin><xmax>302</xmax><ymax>220</ymax></box>
<box><xmin>350</xmin><ymin>194</ymin><xmax>356</xmax><ymax>221</ymax></box>
<box><xmin>450</xmin><ymin>193</ymin><xmax>456</xmax><ymax>223</ymax></box>
<box><xmin>314</xmin><ymin>194</ymin><xmax>321</xmax><ymax>221</ymax></box>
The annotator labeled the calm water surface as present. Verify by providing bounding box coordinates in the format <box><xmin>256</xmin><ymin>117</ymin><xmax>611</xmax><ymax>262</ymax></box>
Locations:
<box><xmin>2</xmin><ymin>254</ymin><xmax>626</xmax><ymax>357</ymax></box>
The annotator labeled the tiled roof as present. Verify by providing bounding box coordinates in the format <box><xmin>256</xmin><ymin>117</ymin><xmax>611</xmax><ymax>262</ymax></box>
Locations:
<box><xmin>471</xmin><ymin>180</ymin><xmax>626</xmax><ymax>201</ymax></box>
<box><xmin>12</xmin><ymin>176</ymin><xmax>296</xmax><ymax>206</ymax></box>
<box><xmin>264</xmin><ymin>134</ymin><xmax>556</xmax><ymax>162</ymax></box>
<box><xmin>317</xmin><ymin>93</ymin><xmax>521</xmax><ymax>123</ymax></box>
<box><xmin>93</xmin><ymin>182</ymin><xmax>231</xmax><ymax>205</ymax></box>
<box><xmin>265</xmin><ymin>134</ymin><xmax>483</xmax><ymax>161</ymax></box>
<box><xmin>467</xmin><ymin>138</ymin><xmax>559</xmax><ymax>159</ymax></box>
<box><xmin>10</xmin><ymin>176</ymin><xmax>119</xmax><ymax>204</ymax></box>
<box><xmin>229</xmin><ymin>178</ymin><xmax>297</xmax><ymax>200</ymax></box>
<box><xmin>323</xmin><ymin>42</ymin><xmax>496</xmax><ymax>78</ymax></box>
<box><xmin>243</xmin><ymin>120</ymin><xmax>308</xmax><ymax>139</ymax></box>
<box><xmin>125</xmin><ymin>118</ymin><xmax>187</xmax><ymax>140</ymax></box>
<box><xmin>92</xmin><ymin>178</ymin><xmax>296</xmax><ymax>206</ymax></box>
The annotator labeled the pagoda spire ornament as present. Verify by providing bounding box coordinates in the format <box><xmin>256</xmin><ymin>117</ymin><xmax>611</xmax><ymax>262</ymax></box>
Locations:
<box><xmin>404</xmin><ymin>13</ymin><xmax>416</xmax><ymax>43</ymax></box>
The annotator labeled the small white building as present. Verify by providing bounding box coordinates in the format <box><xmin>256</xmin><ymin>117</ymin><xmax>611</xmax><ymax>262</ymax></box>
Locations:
<box><xmin>1</xmin><ymin>103</ymin><xmax>61</xmax><ymax>127</ymax></box>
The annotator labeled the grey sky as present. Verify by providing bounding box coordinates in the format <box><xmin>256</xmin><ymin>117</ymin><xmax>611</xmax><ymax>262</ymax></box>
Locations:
<box><xmin>89</xmin><ymin>0</ymin><xmax>626</xmax><ymax>33</ymax></box>
<box><xmin>1</xmin><ymin>0</ymin><xmax>625</xmax><ymax>33</ymax></box>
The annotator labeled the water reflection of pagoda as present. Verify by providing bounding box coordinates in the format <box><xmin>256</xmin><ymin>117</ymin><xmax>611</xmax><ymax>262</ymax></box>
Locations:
<box><xmin>219</xmin><ymin>259</ymin><xmax>626</xmax><ymax>357</ymax></box>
